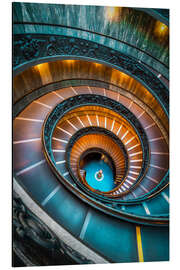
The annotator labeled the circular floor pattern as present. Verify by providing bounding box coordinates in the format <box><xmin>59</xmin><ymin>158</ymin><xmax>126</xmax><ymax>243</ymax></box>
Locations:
<box><xmin>95</xmin><ymin>170</ymin><xmax>104</xmax><ymax>181</ymax></box>
<box><xmin>83</xmin><ymin>160</ymin><xmax>115</xmax><ymax>192</ymax></box>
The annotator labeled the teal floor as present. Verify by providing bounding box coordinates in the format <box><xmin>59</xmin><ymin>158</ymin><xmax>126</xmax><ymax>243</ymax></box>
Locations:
<box><xmin>83</xmin><ymin>160</ymin><xmax>116</xmax><ymax>192</ymax></box>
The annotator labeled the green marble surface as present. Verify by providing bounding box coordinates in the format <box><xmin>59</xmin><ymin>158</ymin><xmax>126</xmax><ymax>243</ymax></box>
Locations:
<box><xmin>13</xmin><ymin>3</ymin><xmax>169</xmax><ymax>69</ymax></box>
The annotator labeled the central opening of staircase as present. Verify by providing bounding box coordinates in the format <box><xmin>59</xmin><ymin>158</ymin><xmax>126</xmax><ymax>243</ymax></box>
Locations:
<box><xmin>80</xmin><ymin>151</ymin><xmax>116</xmax><ymax>192</ymax></box>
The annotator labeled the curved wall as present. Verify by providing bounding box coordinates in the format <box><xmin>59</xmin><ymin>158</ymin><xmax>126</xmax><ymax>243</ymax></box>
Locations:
<box><xmin>13</xmin><ymin>3</ymin><xmax>169</xmax><ymax>77</ymax></box>
<box><xmin>12</xmin><ymin>3</ymin><xmax>169</xmax><ymax>265</ymax></box>
<box><xmin>13</xmin><ymin>60</ymin><xmax>169</xmax><ymax>133</ymax></box>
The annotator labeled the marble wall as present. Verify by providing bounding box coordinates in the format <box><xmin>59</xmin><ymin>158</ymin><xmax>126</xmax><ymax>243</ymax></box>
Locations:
<box><xmin>13</xmin><ymin>3</ymin><xmax>169</xmax><ymax>71</ymax></box>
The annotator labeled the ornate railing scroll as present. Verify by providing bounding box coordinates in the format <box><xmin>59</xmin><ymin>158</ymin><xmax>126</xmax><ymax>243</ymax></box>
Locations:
<box><xmin>43</xmin><ymin>94</ymin><xmax>168</xmax><ymax>205</ymax></box>
<box><xmin>13</xmin><ymin>192</ymin><xmax>94</xmax><ymax>266</ymax></box>
<box><xmin>13</xmin><ymin>34</ymin><xmax>169</xmax><ymax>115</ymax></box>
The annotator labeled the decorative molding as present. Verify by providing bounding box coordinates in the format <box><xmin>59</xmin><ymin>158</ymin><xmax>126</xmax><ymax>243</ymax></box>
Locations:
<box><xmin>13</xmin><ymin>191</ymin><xmax>94</xmax><ymax>265</ymax></box>
<box><xmin>13</xmin><ymin>34</ymin><xmax>169</xmax><ymax>114</ymax></box>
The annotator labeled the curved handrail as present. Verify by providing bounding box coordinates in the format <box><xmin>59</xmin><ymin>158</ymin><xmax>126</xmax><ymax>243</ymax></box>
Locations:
<box><xmin>42</xmin><ymin>94</ymin><xmax>168</xmax><ymax>205</ymax></box>
<box><xmin>43</xmin><ymin>95</ymin><xmax>150</xmax><ymax>198</ymax></box>
<box><xmin>13</xmin><ymin>21</ymin><xmax>169</xmax><ymax>72</ymax></box>
<box><xmin>13</xmin><ymin>34</ymin><xmax>169</xmax><ymax>116</ymax></box>
<box><xmin>42</xmin><ymin>145</ymin><xmax>169</xmax><ymax>226</ymax></box>
<box><xmin>65</xmin><ymin>127</ymin><xmax>168</xmax><ymax>201</ymax></box>
<box><xmin>41</xmin><ymin>96</ymin><xmax>169</xmax><ymax>224</ymax></box>
<box><xmin>66</xmin><ymin>129</ymin><xmax>129</xmax><ymax>195</ymax></box>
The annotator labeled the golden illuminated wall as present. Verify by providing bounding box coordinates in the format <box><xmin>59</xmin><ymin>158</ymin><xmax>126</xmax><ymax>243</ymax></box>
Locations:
<box><xmin>13</xmin><ymin>60</ymin><xmax>168</xmax><ymax>132</ymax></box>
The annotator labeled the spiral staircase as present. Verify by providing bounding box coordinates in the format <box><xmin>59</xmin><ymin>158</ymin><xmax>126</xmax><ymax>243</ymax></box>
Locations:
<box><xmin>12</xmin><ymin>3</ymin><xmax>169</xmax><ymax>266</ymax></box>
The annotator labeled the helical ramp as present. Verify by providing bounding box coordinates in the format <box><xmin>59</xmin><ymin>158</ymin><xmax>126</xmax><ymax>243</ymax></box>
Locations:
<box><xmin>13</xmin><ymin>3</ymin><xmax>169</xmax><ymax>266</ymax></box>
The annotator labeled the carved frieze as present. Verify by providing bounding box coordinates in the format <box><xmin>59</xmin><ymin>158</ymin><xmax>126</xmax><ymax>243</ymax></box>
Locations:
<box><xmin>13</xmin><ymin>34</ymin><xmax>169</xmax><ymax>113</ymax></box>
